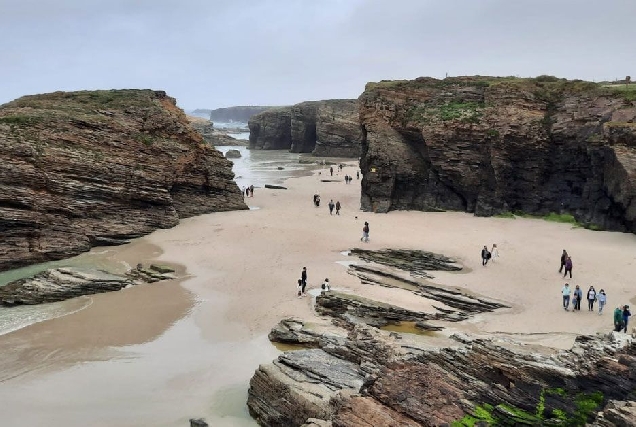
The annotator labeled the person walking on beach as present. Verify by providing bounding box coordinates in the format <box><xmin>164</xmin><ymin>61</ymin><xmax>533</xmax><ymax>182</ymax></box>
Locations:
<box><xmin>563</xmin><ymin>256</ymin><xmax>573</xmax><ymax>278</ymax></box>
<box><xmin>614</xmin><ymin>306</ymin><xmax>624</xmax><ymax>331</ymax></box>
<box><xmin>490</xmin><ymin>244</ymin><xmax>499</xmax><ymax>262</ymax></box>
<box><xmin>335</xmin><ymin>201</ymin><xmax>341</xmax><ymax>215</ymax></box>
<box><xmin>574</xmin><ymin>285</ymin><xmax>583</xmax><ymax>311</ymax></box>
<box><xmin>597</xmin><ymin>289</ymin><xmax>607</xmax><ymax>314</ymax></box>
<box><xmin>587</xmin><ymin>286</ymin><xmax>597</xmax><ymax>311</ymax></box>
<box><xmin>559</xmin><ymin>250</ymin><xmax>568</xmax><ymax>273</ymax></box>
<box><xmin>562</xmin><ymin>283</ymin><xmax>571</xmax><ymax>310</ymax></box>
<box><xmin>245</xmin><ymin>187</ymin><xmax>250</xmax><ymax>197</ymax></box>
<box><xmin>361</xmin><ymin>221</ymin><xmax>370</xmax><ymax>242</ymax></box>
<box><xmin>249</xmin><ymin>185</ymin><xmax>254</xmax><ymax>197</ymax></box>
<box><xmin>623</xmin><ymin>305</ymin><xmax>632</xmax><ymax>333</ymax></box>
<box><xmin>297</xmin><ymin>279</ymin><xmax>303</xmax><ymax>298</ymax></box>
<box><xmin>330</xmin><ymin>166</ymin><xmax>333</xmax><ymax>176</ymax></box>
<box><xmin>321</xmin><ymin>278</ymin><xmax>330</xmax><ymax>291</ymax></box>
<box><xmin>481</xmin><ymin>245</ymin><xmax>491</xmax><ymax>266</ymax></box>
<box><xmin>356</xmin><ymin>171</ymin><xmax>360</xmax><ymax>180</ymax></box>
<box><xmin>328</xmin><ymin>199</ymin><xmax>335</xmax><ymax>215</ymax></box>
<box><xmin>301</xmin><ymin>267</ymin><xmax>307</xmax><ymax>294</ymax></box>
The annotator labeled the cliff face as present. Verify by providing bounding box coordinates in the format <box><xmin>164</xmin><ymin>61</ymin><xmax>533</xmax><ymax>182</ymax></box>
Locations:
<box><xmin>248</xmin><ymin>100</ymin><xmax>363</xmax><ymax>157</ymax></box>
<box><xmin>0</xmin><ymin>89</ymin><xmax>247</xmax><ymax>272</ymax></box>
<box><xmin>187</xmin><ymin>116</ymin><xmax>244</xmax><ymax>146</ymax></box>
<box><xmin>359</xmin><ymin>77</ymin><xmax>636</xmax><ymax>232</ymax></box>
<box><xmin>209</xmin><ymin>106</ymin><xmax>275</xmax><ymax>122</ymax></box>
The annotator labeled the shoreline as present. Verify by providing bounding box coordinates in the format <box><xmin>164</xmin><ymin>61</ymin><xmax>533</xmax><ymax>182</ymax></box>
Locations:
<box><xmin>0</xmin><ymin>158</ymin><xmax>634</xmax><ymax>425</ymax></box>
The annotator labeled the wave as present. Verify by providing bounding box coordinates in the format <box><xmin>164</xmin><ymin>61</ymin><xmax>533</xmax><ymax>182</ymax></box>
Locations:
<box><xmin>0</xmin><ymin>296</ymin><xmax>93</xmax><ymax>336</ymax></box>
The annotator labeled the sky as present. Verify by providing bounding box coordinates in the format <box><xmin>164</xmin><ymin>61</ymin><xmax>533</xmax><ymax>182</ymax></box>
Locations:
<box><xmin>1</xmin><ymin>0</ymin><xmax>635</xmax><ymax>110</ymax></box>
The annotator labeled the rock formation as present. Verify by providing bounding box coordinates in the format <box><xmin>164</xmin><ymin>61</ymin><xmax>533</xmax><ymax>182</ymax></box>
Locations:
<box><xmin>225</xmin><ymin>149</ymin><xmax>242</xmax><ymax>158</ymax></box>
<box><xmin>209</xmin><ymin>106</ymin><xmax>275</xmax><ymax>123</ymax></box>
<box><xmin>187</xmin><ymin>116</ymin><xmax>244</xmax><ymax>146</ymax></box>
<box><xmin>248</xmin><ymin>100</ymin><xmax>362</xmax><ymax>157</ymax></box>
<box><xmin>0</xmin><ymin>89</ymin><xmax>247</xmax><ymax>272</ymax></box>
<box><xmin>248</xmin><ymin>247</ymin><xmax>636</xmax><ymax>426</ymax></box>
<box><xmin>0</xmin><ymin>264</ymin><xmax>175</xmax><ymax>306</ymax></box>
<box><xmin>358</xmin><ymin>76</ymin><xmax>636</xmax><ymax>233</ymax></box>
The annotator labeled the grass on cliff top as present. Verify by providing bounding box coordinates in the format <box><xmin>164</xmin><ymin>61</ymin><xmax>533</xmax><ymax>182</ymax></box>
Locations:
<box><xmin>603</xmin><ymin>83</ymin><xmax>636</xmax><ymax>102</ymax></box>
<box><xmin>4</xmin><ymin>89</ymin><xmax>165</xmax><ymax>112</ymax></box>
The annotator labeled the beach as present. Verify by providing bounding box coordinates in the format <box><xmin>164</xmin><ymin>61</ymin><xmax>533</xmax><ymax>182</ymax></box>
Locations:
<box><xmin>0</xmin><ymin>157</ymin><xmax>635</xmax><ymax>426</ymax></box>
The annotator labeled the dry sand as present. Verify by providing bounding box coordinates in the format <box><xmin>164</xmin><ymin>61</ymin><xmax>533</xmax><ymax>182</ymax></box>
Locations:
<box><xmin>1</xmin><ymin>161</ymin><xmax>635</xmax><ymax>426</ymax></box>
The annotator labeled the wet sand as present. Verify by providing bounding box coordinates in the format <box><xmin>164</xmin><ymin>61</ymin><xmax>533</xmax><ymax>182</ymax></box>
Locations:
<box><xmin>1</xmin><ymin>160</ymin><xmax>635</xmax><ymax>426</ymax></box>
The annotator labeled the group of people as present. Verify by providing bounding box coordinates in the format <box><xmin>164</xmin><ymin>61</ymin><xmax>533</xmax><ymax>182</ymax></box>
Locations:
<box><xmin>243</xmin><ymin>185</ymin><xmax>255</xmax><ymax>198</ymax></box>
<box><xmin>480</xmin><ymin>244</ymin><xmax>499</xmax><ymax>266</ymax></box>
<box><xmin>328</xmin><ymin>199</ymin><xmax>341</xmax><ymax>215</ymax></box>
<box><xmin>558</xmin><ymin>248</ymin><xmax>632</xmax><ymax>333</ymax></box>
<box><xmin>344</xmin><ymin>174</ymin><xmax>355</xmax><ymax>183</ymax></box>
<box><xmin>296</xmin><ymin>267</ymin><xmax>330</xmax><ymax>298</ymax></box>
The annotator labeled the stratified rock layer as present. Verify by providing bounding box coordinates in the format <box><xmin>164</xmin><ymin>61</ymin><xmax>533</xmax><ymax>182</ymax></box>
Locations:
<box><xmin>0</xmin><ymin>89</ymin><xmax>247</xmax><ymax>271</ymax></box>
<box><xmin>359</xmin><ymin>76</ymin><xmax>636</xmax><ymax>232</ymax></box>
<box><xmin>248</xmin><ymin>100</ymin><xmax>362</xmax><ymax>157</ymax></box>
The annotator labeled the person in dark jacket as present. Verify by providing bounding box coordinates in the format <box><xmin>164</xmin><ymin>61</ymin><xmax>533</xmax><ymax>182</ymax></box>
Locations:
<box><xmin>328</xmin><ymin>200</ymin><xmax>335</xmax><ymax>215</ymax></box>
<box><xmin>301</xmin><ymin>267</ymin><xmax>307</xmax><ymax>294</ymax></box>
<box><xmin>563</xmin><ymin>256</ymin><xmax>573</xmax><ymax>278</ymax></box>
<box><xmin>335</xmin><ymin>201</ymin><xmax>341</xmax><ymax>215</ymax></box>
<box><xmin>481</xmin><ymin>245</ymin><xmax>490</xmax><ymax>266</ymax></box>
<box><xmin>623</xmin><ymin>305</ymin><xmax>632</xmax><ymax>333</ymax></box>
<box><xmin>614</xmin><ymin>306</ymin><xmax>624</xmax><ymax>332</ymax></box>
<box><xmin>559</xmin><ymin>249</ymin><xmax>568</xmax><ymax>273</ymax></box>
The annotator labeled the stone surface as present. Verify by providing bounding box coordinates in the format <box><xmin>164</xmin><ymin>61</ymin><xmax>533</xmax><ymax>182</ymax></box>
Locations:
<box><xmin>0</xmin><ymin>265</ymin><xmax>175</xmax><ymax>306</ymax></box>
<box><xmin>225</xmin><ymin>149</ymin><xmax>242</xmax><ymax>158</ymax></box>
<box><xmin>358</xmin><ymin>76</ymin><xmax>636</xmax><ymax>233</ymax></box>
<box><xmin>189</xmin><ymin>418</ymin><xmax>209</xmax><ymax>427</ymax></box>
<box><xmin>187</xmin><ymin>116</ymin><xmax>244</xmax><ymax>146</ymax></box>
<box><xmin>248</xmin><ymin>100</ymin><xmax>362</xmax><ymax>157</ymax></box>
<box><xmin>209</xmin><ymin>106</ymin><xmax>274</xmax><ymax>122</ymax></box>
<box><xmin>0</xmin><ymin>90</ymin><xmax>247</xmax><ymax>271</ymax></box>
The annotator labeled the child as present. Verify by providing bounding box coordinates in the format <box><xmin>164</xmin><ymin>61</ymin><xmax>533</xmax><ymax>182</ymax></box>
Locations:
<box><xmin>297</xmin><ymin>279</ymin><xmax>303</xmax><ymax>298</ymax></box>
<box><xmin>321</xmin><ymin>278</ymin><xmax>331</xmax><ymax>291</ymax></box>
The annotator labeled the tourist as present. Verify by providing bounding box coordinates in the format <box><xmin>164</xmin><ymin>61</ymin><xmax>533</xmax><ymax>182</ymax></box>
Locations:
<box><xmin>481</xmin><ymin>245</ymin><xmax>490</xmax><ymax>266</ymax></box>
<box><xmin>597</xmin><ymin>289</ymin><xmax>607</xmax><ymax>314</ymax></box>
<box><xmin>330</xmin><ymin>166</ymin><xmax>333</xmax><ymax>176</ymax></box>
<box><xmin>314</xmin><ymin>194</ymin><xmax>320</xmax><ymax>207</ymax></box>
<box><xmin>559</xmin><ymin>250</ymin><xmax>568</xmax><ymax>273</ymax></box>
<box><xmin>245</xmin><ymin>187</ymin><xmax>250</xmax><ymax>197</ymax></box>
<box><xmin>297</xmin><ymin>279</ymin><xmax>303</xmax><ymax>298</ymax></box>
<box><xmin>361</xmin><ymin>221</ymin><xmax>370</xmax><ymax>242</ymax></box>
<box><xmin>301</xmin><ymin>267</ymin><xmax>307</xmax><ymax>294</ymax></box>
<box><xmin>563</xmin><ymin>256</ymin><xmax>573</xmax><ymax>278</ymax></box>
<box><xmin>321</xmin><ymin>278</ymin><xmax>330</xmax><ymax>291</ymax></box>
<box><xmin>614</xmin><ymin>306</ymin><xmax>624</xmax><ymax>331</ymax></box>
<box><xmin>623</xmin><ymin>305</ymin><xmax>632</xmax><ymax>333</ymax></box>
<box><xmin>328</xmin><ymin>199</ymin><xmax>335</xmax><ymax>215</ymax></box>
<box><xmin>587</xmin><ymin>286</ymin><xmax>597</xmax><ymax>311</ymax></box>
<box><xmin>572</xmin><ymin>285</ymin><xmax>582</xmax><ymax>311</ymax></box>
<box><xmin>249</xmin><ymin>185</ymin><xmax>254</xmax><ymax>197</ymax></box>
<box><xmin>335</xmin><ymin>201</ymin><xmax>341</xmax><ymax>215</ymax></box>
<box><xmin>356</xmin><ymin>171</ymin><xmax>360</xmax><ymax>179</ymax></box>
<box><xmin>561</xmin><ymin>283</ymin><xmax>571</xmax><ymax>311</ymax></box>
<box><xmin>490</xmin><ymin>244</ymin><xmax>499</xmax><ymax>262</ymax></box>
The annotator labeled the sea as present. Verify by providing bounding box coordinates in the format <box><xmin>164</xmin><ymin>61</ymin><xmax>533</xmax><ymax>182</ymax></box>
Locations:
<box><xmin>0</xmin><ymin>142</ymin><xmax>314</xmax><ymax>336</ymax></box>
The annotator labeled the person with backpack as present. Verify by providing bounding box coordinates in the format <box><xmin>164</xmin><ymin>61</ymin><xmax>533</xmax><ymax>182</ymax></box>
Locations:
<box><xmin>481</xmin><ymin>245</ymin><xmax>491</xmax><ymax>266</ymax></box>
<box><xmin>361</xmin><ymin>222</ymin><xmax>370</xmax><ymax>242</ymax></box>
<box><xmin>321</xmin><ymin>278</ymin><xmax>330</xmax><ymax>291</ymax></box>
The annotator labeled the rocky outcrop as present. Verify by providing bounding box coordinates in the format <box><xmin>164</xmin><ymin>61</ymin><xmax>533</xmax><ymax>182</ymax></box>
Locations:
<box><xmin>314</xmin><ymin>100</ymin><xmax>363</xmax><ymax>158</ymax></box>
<box><xmin>187</xmin><ymin>116</ymin><xmax>243</xmax><ymax>146</ymax></box>
<box><xmin>225</xmin><ymin>149</ymin><xmax>242</xmax><ymax>158</ymax></box>
<box><xmin>359</xmin><ymin>76</ymin><xmax>636</xmax><ymax>233</ymax></box>
<box><xmin>248</xmin><ymin>107</ymin><xmax>292</xmax><ymax>150</ymax></box>
<box><xmin>248</xmin><ymin>101</ymin><xmax>362</xmax><ymax>157</ymax></box>
<box><xmin>0</xmin><ymin>89</ymin><xmax>247</xmax><ymax>271</ymax></box>
<box><xmin>0</xmin><ymin>264</ymin><xmax>175</xmax><ymax>305</ymax></box>
<box><xmin>209</xmin><ymin>106</ymin><xmax>275</xmax><ymax>123</ymax></box>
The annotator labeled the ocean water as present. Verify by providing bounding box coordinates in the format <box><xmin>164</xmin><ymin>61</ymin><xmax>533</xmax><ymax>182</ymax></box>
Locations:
<box><xmin>213</xmin><ymin>121</ymin><xmax>249</xmax><ymax>140</ymax></box>
<box><xmin>0</xmin><ymin>249</ymin><xmax>130</xmax><ymax>336</ymax></box>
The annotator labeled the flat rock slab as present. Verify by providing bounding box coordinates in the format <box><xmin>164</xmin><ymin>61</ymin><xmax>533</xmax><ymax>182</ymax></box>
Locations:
<box><xmin>264</xmin><ymin>184</ymin><xmax>287</xmax><ymax>190</ymax></box>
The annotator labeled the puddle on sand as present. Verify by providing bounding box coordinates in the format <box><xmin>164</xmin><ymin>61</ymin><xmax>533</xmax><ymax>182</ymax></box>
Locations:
<box><xmin>380</xmin><ymin>321</ymin><xmax>440</xmax><ymax>337</ymax></box>
<box><xmin>271</xmin><ymin>342</ymin><xmax>315</xmax><ymax>352</ymax></box>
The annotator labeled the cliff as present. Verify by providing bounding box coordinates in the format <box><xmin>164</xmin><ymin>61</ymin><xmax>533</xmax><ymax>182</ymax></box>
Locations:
<box><xmin>209</xmin><ymin>106</ymin><xmax>275</xmax><ymax>122</ymax></box>
<box><xmin>187</xmin><ymin>115</ymin><xmax>244</xmax><ymax>146</ymax></box>
<box><xmin>359</xmin><ymin>76</ymin><xmax>636</xmax><ymax>232</ymax></box>
<box><xmin>248</xmin><ymin>100</ymin><xmax>362</xmax><ymax>157</ymax></box>
<box><xmin>0</xmin><ymin>89</ymin><xmax>247</xmax><ymax>272</ymax></box>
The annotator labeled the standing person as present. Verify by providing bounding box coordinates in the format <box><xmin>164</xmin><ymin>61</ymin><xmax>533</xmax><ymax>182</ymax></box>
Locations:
<box><xmin>481</xmin><ymin>245</ymin><xmax>490</xmax><ymax>266</ymax></box>
<box><xmin>330</xmin><ymin>166</ymin><xmax>333</xmax><ymax>176</ymax></box>
<box><xmin>249</xmin><ymin>185</ymin><xmax>254</xmax><ymax>197</ymax></box>
<box><xmin>561</xmin><ymin>283</ymin><xmax>571</xmax><ymax>311</ymax></box>
<box><xmin>297</xmin><ymin>279</ymin><xmax>303</xmax><ymax>298</ymax></box>
<box><xmin>301</xmin><ymin>267</ymin><xmax>307</xmax><ymax>294</ymax></box>
<box><xmin>490</xmin><ymin>244</ymin><xmax>500</xmax><ymax>262</ymax></box>
<box><xmin>559</xmin><ymin>250</ymin><xmax>568</xmax><ymax>273</ymax></box>
<box><xmin>328</xmin><ymin>199</ymin><xmax>335</xmax><ymax>215</ymax></box>
<box><xmin>356</xmin><ymin>171</ymin><xmax>360</xmax><ymax>179</ymax></box>
<box><xmin>321</xmin><ymin>278</ymin><xmax>330</xmax><ymax>291</ymax></box>
<box><xmin>571</xmin><ymin>286</ymin><xmax>579</xmax><ymax>311</ymax></box>
<box><xmin>623</xmin><ymin>305</ymin><xmax>632</xmax><ymax>333</ymax></box>
<box><xmin>361</xmin><ymin>221</ymin><xmax>370</xmax><ymax>242</ymax></box>
<box><xmin>335</xmin><ymin>201</ymin><xmax>341</xmax><ymax>215</ymax></box>
<box><xmin>614</xmin><ymin>306</ymin><xmax>624</xmax><ymax>331</ymax></box>
<box><xmin>587</xmin><ymin>286</ymin><xmax>597</xmax><ymax>311</ymax></box>
<box><xmin>563</xmin><ymin>256</ymin><xmax>573</xmax><ymax>278</ymax></box>
<box><xmin>245</xmin><ymin>187</ymin><xmax>250</xmax><ymax>197</ymax></box>
<box><xmin>597</xmin><ymin>289</ymin><xmax>607</xmax><ymax>314</ymax></box>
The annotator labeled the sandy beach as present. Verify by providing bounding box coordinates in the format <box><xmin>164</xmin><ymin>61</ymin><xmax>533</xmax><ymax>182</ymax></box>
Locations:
<box><xmin>1</xmin><ymin>159</ymin><xmax>635</xmax><ymax>426</ymax></box>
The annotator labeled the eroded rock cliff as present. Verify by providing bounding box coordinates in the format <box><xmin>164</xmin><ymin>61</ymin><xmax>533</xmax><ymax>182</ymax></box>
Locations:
<box><xmin>0</xmin><ymin>89</ymin><xmax>247</xmax><ymax>271</ymax></box>
<box><xmin>248</xmin><ymin>100</ymin><xmax>362</xmax><ymax>157</ymax></box>
<box><xmin>359</xmin><ymin>76</ymin><xmax>636</xmax><ymax>232</ymax></box>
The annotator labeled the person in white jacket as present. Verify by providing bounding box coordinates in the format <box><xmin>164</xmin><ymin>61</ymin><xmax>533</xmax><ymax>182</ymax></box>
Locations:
<box><xmin>490</xmin><ymin>244</ymin><xmax>500</xmax><ymax>261</ymax></box>
<box><xmin>597</xmin><ymin>289</ymin><xmax>607</xmax><ymax>314</ymax></box>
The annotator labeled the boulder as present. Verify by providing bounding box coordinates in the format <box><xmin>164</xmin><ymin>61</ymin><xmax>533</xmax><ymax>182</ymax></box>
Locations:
<box><xmin>0</xmin><ymin>90</ymin><xmax>247</xmax><ymax>272</ymax></box>
<box><xmin>225</xmin><ymin>149</ymin><xmax>242</xmax><ymax>158</ymax></box>
<box><xmin>264</xmin><ymin>184</ymin><xmax>287</xmax><ymax>190</ymax></box>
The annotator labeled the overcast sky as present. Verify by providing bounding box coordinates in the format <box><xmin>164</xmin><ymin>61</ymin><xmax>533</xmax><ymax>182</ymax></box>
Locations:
<box><xmin>2</xmin><ymin>0</ymin><xmax>635</xmax><ymax>109</ymax></box>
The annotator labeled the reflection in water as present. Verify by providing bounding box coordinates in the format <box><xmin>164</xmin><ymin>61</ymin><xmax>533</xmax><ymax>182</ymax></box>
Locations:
<box><xmin>379</xmin><ymin>321</ymin><xmax>440</xmax><ymax>336</ymax></box>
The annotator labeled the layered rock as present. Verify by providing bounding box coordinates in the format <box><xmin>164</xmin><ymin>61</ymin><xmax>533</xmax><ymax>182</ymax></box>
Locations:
<box><xmin>359</xmin><ymin>76</ymin><xmax>636</xmax><ymax>232</ymax></box>
<box><xmin>187</xmin><ymin>116</ymin><xmax>243</xmax><ymax>146</ymax></box>
<box><xmin>0</xmin><ymin>264</ymin><xmax>175</xmax><ymax>306</ymax></box>
<box><xmin>248</xmin><ymin>100</ymin><xmax>362</xmax><ymax>157</ymax></box>
<box><xmin>0</xmin><ymin>89</ymin><xmax>247</xmax><ymax>271</ymax></box>
<box><xmin>209</xmin><ymin>106</ymin><xmax>275</xmax><ymax>123</ymax></box>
